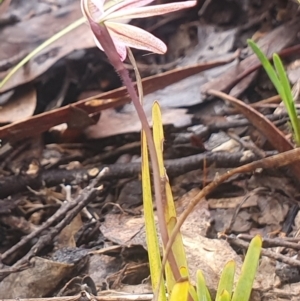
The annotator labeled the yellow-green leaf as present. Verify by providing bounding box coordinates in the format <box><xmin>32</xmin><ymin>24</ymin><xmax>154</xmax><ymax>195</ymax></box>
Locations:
<box><xmin>141</xmin><ymin>131</ymin><xmax>166</xmax><ymax>301</ymax></box>
<box><xmin>152</xmin><ymin>102</ymin><xmax>189</xmax><ymax>292</ymax></box>
<box><xmin>169</xmin><ymin>280</ymin><xmax>189</xmax><ymax>301</ymax></box>
<box><xmin>217</xmin><ymin>290</ymin><xmax>231</xmax><ymax>301</ymax></box>
<box><xmin>189</xmin><ymin>282</ymin><xmax>198</xmax><ymax>301</ymax></box>
<box><xmin>196</xmin><ymin>270</ymin><xmax>212</xmax><ymax>301</ymax></box>
<box><xmin>231</xmin><ymin>235</ymin><xmax>262</xmax><ymax>301</ymax></box>
<box><xmin>152</xmin><ymin>101</ymin><xmax>165</xmax><ymax>177</ymax></box>
<box><xmin>215</xmin><ymin>260</ymin><xmax>235</xmax><ymax>301</ymax></box>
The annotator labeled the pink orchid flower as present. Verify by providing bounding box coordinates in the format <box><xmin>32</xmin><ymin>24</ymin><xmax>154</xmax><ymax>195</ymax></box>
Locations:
<box><xmin>81</xmin><ymin>0</ymin><xmax>197</xmax><ymax>61</ymax></box>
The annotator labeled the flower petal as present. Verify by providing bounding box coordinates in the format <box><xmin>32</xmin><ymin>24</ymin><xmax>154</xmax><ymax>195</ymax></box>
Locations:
<box><xmin>81</xmin><ymin>0</ymin><xmax>105</xmax><ymax>21</ymax></box>
<box><xmin>83</xmin><ymin>2</ymin><xmax>128</xmax><ymax>61</ymax></box>
<box><xmin>92</xmin><ymin>28</ymin><xmax>127</xmax><ymax>61</ymax></box>
<box><xmin>106</xmin><ymin>0</ymin><xmax>197</xmax><ymax>20</ymax></box>
<box><xmin>102</xmin><ymin>0</ymin><xmax>155</xmax><ymax>20</ymax></box>
<box><xmin>107</xmin><ymin>21</ymin><xmax>167</xmax><ymax>54</ymax></box>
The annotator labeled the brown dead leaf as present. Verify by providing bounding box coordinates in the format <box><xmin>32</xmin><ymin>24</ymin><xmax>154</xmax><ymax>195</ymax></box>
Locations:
<box><xmin>88</xmin><ymin>253</ymin><xmax>123</xmax><ymax>290</ymax></box>
<box><xmin>254</xmin><ymin>194</ymin><xmax>289</xmax><ymax>226</ymax></box>
<box><xmin>208</xmin><ymin>195</ymin><xmax>258</xmax><ymax>209</ymax></box>
<box><xmin>56</xmin><ymin>213</ymin><xmax>83</xmax><ymax>248</ymax></box>
<box><xmin>0</xmin><ymin>257</ymin><xmax>77</xmax><ymax>298</ymax></box>
<box><xmin>177</xmin><ymin>197</ymin><xmax>242</xmax><ymax>291</ymax></box>
<box><xmin>208</xmin><ymin>90</ymin><xmax>300</xmax><ymax>182</ymax></box>
<box><xmin>106</xmin><ymin>262</ymin><xmax>149</xmax><ymax>288</ymax></box>
<box><xmin>85</xmin><ymin>107</ymin><xmax>191</xmax><ymax>139</ymax></box>
<box><xmin>202</xmin><ymin>18</ymin><xmax>300</xmax><ymax>97</ymax></box>
<box><xmin>0</xmin><ymin>2</ymin><xmax>94</xmax><ymax>93</ymax></box>
<box><xmin>100</xmin><ymin>214</ymin><xmax>145</xmax><ymax>246</ymax></box>
<box><xmin>145</xmin><ymin>25</ymin><xmax>238</xmax><ymax>107</ymax></box>
<box><xmin>100</xmin><ymin>192</ymin><xmax>241</xmax><ymax>293</ymax></box>
<box><xmin>0</xmin><ymin>55</ymin><xmax>236</xmax><ymax>141</ymax></box>
<box><xmin>57</xmin><ymin>275</ymin><xmax>97</xmax><ymax>296</ymax></box>
<box><xmin>270</xmin><ymin>283</ymin><xmax>300</xmax><ymax>300</ymax></box>
<box><xmin>0</xmin><ymin>85</ymin><xmax>36</xmax><ymax>123</ymax></box>
<box><xmin>254</xmin><ymin>257</ymin><xmax>276</xmax><ymax>292</ymax></box>
<box><xmin>1</xmin><ymin>0</ymin><xmax>53</xmax><ymax>22</ymax></box>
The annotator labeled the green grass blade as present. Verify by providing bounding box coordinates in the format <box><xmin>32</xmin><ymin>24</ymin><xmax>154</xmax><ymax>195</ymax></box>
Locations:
<box><xmin>248</xmin><ymin>39</ymin><xmax>300</xmax><ymax>145</ymax></box>
<box><xmin>273</xmin><ymin>54</ymin><xmax>300</xmax><ymax>145</ymax></box>
<box><xmin>231</xmin><ymin>235</ymin><xmax>262</xmax><ymax>301</ymax></box>
<box><xmin>196</xmin><ymin>270</ymin><xmax>212</xmax><ymax>301</ymax></box>
<box><xmin>0</xmin><ymin>17</ymin><xmax>85</xmax><ymax>90</ymax></box>
<box><xmin>247</xmin><ymin>39</ymin><xmax>283</xmax><ymax>95</ymax></box>
<box><xmin>189</xmin><ymin>283</ymin><xmax>198</xmax><ymax>301</ymax></box>
<box><xmin>215</xmin><ymin>260</ymin><xmax>235</xmax><ymax>301</ymax></box>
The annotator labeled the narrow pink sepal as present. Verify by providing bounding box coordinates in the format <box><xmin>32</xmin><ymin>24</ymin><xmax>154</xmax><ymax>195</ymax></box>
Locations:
<box><xmin>107</xmin><ymin>0</ymin><xmax>197</xmax><ymax>20</ymax></box>
<box><xmin>103</xmin><ymin>0</ymin><xmax>155</xmax><ymax>18</ymax></box>
<box><xmin>81</xmin><ymin>0</ymin><xmax>105</xmax><ymax>21</ymax></box>
<box><xmin>82</xmin><ymin>0</ymin><xmax>127</xmax><ymax>61</ymax></box>
<box><xmin>107</xmin><ymin>21</ymin><xmax>167</xmax><ymax>54</ymax></box>
<box><xmin>92</xmin><ymin>34</ymin><xmax>127</xmax><ymax>61</ymax></box>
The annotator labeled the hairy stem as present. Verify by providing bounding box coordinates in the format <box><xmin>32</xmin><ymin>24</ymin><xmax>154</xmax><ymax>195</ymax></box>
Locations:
<box><xmin>88</xmin><ymin>20</ymin><xmax>180</xmax><ymax>279</ymax></box>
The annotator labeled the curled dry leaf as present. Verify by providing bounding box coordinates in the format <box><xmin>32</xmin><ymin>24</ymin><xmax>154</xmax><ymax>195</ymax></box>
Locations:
<box><xmin>0</xmin><ymin>85</ymin><xmax>36</xmax><ymax>123</ymax></box>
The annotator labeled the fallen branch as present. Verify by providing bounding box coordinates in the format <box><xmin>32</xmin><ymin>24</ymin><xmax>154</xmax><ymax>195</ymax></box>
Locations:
<box><xmin>0</xmin><ymin>150</ymin><xmax>277</xmax><ymax>198</ymax></box>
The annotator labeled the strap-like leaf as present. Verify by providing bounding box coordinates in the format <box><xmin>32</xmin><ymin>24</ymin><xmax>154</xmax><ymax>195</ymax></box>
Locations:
<box><xmin>215</xmin><ymin>260</ymin><xmax>235</xmax><ymax>301</ymax></box>
<box><xmin>141</xmin><ymin>131</ymin><xmax>167</xmax><ymax>301</ymax></box>
<box><xmin>231</xmin><ymin>235</ymin><xmax>262</xmax><ymax>301</ymax></box>
<box><xmin>273</xmin><ymin>54</ymin><xmax>300</xmax><ymax>144</ymax></box>
<box><xmin>247</xmin><ymin>39</ymin><xmax>283</xmax><ymax>95</ymax></box>
<box><xmin>217</xmin><ymin>290</ymin><xmax>231</xmax><ymax>301</ymax></box>
<box><xmin>169</xmin><ymin>280</ymin><xmax>189</xmax><ymax>301</ymax></box>
<box><xmin>196</xmin><ymin>270</ymin><xmax>212</xmax><ymax>301</ymax></box>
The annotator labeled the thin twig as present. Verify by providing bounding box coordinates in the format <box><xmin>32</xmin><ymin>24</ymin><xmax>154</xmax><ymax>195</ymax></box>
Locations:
<box><xmin>0</xmin><ymin>168</ymin><xmax>108</xmax><ymax>279</ymax></box>
<box><xmin>237</xmin><ymin>234</ymin><xmax>300</xmax><ymax>250</ymax></box>
<box><xmin>157</xmin><ymin>148</ymin><xmax>300</xmax><ymax>299</ymax></box>
<box><xmin>0</xmin><ymin>201</ymin><xmax>76</xmax><ymax>262</ymax></box>
<box><xmin>2</xmin><ymin>292</ymin><xmax>153</xmax><ymax>301</ymax></box>
<box><xmin>0</xmin><ymin>150</ymin><xmax>277</xmax><ymax>199</ymax></box>
<box><xmin>223</xmin><ymin>234</ymin><xmax>300</xmax><ymax>268</ymax></box>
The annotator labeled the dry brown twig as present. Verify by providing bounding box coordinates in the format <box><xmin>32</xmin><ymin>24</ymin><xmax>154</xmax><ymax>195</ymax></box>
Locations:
<box><xmin>0</xmin><ymin>291</ymin><xmax>153</xmax><ymax>301</ymax></box>
<box><xmin>222</xmin><ymin>234</ymin><xmax>300</xmax><ymax>268</ymax></box>
<box><xmin>0</xmin><ymin>168</ymin><xmax>108</xmax><ymax>279</ymax></box>
<box><xmin>0</xmin><ymin>150</ymin><xmax>277</xmax><ymax>199</ymax></box>
<box><xmin>2</xmin><ymin>291</ymin><xmax>153</xmax><ymax>301</ymax></box>
<box><xmin>157</xmin><ymin>147</ymin><xmax>300</xmax><ymax>299</ymax></box>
